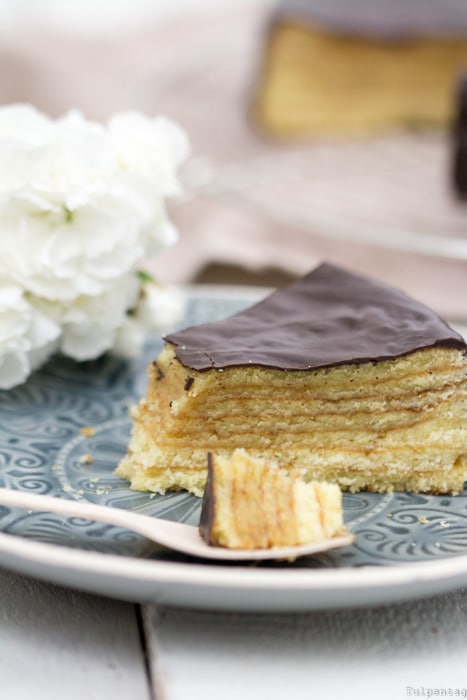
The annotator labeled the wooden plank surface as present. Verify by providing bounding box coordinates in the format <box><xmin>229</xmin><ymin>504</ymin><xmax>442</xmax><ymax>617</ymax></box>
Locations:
<box><xmin>144</xmin><ymin>589</ymin><xmax>467</xmax><ymax>700</ymax></box>
<box><xmin>0</xmin><ymin>567</ymin><xmax>151</xmax><ymax>700</ymax></box>
<box><xmin>3</xmin><ymin>564</ymin><xmax>467</xmax><ymax>700</ymax></box>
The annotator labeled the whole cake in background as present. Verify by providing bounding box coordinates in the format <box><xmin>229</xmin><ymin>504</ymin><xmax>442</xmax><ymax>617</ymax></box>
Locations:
<box><xmin>253</xmin><ymin>0</ymin><xmax>467</xmax><ymax>137</ymax></box>
<box><xmin>116</xmin><ymin>262</ymin><xmax>467</xmax><ymax>496</ymax></box>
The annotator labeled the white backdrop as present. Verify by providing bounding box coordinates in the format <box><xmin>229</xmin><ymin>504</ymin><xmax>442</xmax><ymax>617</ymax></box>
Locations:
<box><xmin>0</xmin><ymin>0</ymin><xmax>257</xmax><ymax>32</ymax></box>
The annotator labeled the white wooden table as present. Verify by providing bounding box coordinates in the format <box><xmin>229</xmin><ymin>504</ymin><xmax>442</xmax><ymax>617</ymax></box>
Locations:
<box><xmin>2</xmin><ymin>567</ymin><xmax>467</xmax><ymax>700</ymax></box>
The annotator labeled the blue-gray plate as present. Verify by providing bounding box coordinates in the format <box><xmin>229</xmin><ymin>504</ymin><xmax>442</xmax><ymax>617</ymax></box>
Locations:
<box><xmin>0</xmin><ymin>286</ymin><xmax>467</xmax><ymax>611</ymax></box>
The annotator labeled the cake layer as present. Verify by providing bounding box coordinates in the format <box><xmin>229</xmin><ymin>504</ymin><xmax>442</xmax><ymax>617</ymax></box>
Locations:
<box><xmin>153</xmin><ymin>344</ymin><xmax>467</xmax><ymax>406</ymax></box>
<box><xmin>255</xmin><ymin>24</ymin><xmax>467</xmax><ymax>137</ymax></box>
<box><xmin>118</xmin><ymin>448</ymin><xmax>467</xmax><ymax>498</ymax></box>
<box><xmin>180</xmin><ymin>392</ymin><xmax>467</xmax><ymax>429</ymax></box>
<box><xmin>143</xmin><ymin>345</ymin><xmax>467</xmax><ymax>436</ymax></box>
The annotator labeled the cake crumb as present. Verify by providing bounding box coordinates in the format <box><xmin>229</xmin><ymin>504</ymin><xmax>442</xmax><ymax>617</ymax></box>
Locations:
<box><xmin>440</xmin><ymin>520</ymin><xmax>450</xmax><ymax>528</ymax></box>
<box><xmin>90</xmin><ymin>477</ymin><xmax>100</xmax><ymax>484</ymax></box>
<box><xmin>62</xmin><ymin>484</ymin><xmax>73</xmax><ymax>493</ymax></box>
<box><xmin>80</xmin><ymin>426</ymin><xmax>96</xmax><ymax>437</ymax></box>
<box><xmin>95</xmin><ymin>485</ymin><xmax>111</xmax><ymax>495</ymax></box>
<box><xmin>385</xmin><ymin>513</ymin><xmax>393</xmax><ymax>517</ymax></box>
<box><xmin>51</xmin><ymin>464</ymin><xmax>59</xmax><ymax>472</ymax></box>
<box><xmin>418</xmin><ymin>515</ymin><xmax>430</xmax><ymax>524</ymax></box>
<box><xmin>79</xmin><ymin>454</ymin><xmax>94</xmax><ymax>464</ymax></box>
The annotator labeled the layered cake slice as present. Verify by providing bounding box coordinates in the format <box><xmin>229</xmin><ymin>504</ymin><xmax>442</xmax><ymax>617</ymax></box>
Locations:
<box><xmin>117</xmin><ymin>262</ymin><xmax>467</xmax><ymax>496</ymax></box>
<box><xmin>199</xmin><ymin>449</ymin><xmax>345</xmax><ymax>549</ymax></box>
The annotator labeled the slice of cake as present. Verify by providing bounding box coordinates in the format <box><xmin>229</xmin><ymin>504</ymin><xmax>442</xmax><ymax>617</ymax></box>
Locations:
<box><xmin>116</xmin><ymin>262</ymin><xmax>467</xmax><ymax>496</ymax></box>
<box><xmin>253</xmin><ymin>0</ymin><xmax>467</xmax><ymax>137</ymax></box>
<box><xmin>199</xmin><ymin>449</ymin><xmax>345</xmax><ymax>549</ymax></box>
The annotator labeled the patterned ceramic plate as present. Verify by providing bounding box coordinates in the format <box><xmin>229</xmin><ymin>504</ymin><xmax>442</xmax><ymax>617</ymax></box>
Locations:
<box><xmin>1</xmin><ymin>287</ymin><xmax>467</xmax><ymax>612</ymax></box>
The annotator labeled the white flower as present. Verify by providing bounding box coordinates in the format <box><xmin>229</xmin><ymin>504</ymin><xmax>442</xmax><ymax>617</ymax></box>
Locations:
<box><xmin>0</xmin><ymin>285</ymin><xmax>60</xmax><ymax>390</ymax></box>
<box><xmin>108</xmin><ymin>112</ymin><xmax>190</xmax><ymax>195</ymax></box>
<box><xmin>136</xmin><ymin>281</ymin><xmax>185</xmax><ymax>331</ymax></box>
<box><xmin>0</xmin><ymin>104</ymin><xmax>189</xmax><ymax>387</ymax></box>
<box><xmin>114</xmin><ymin>280</ymin><xmax>185</xmax><ymax>358</ymax></box>
<box><xmin>0</xmin><ymin>103</ymin><xmax>52</xmax><ymax>144</ymax></box>
<box><xmin>0</xmin><ymin>107</ymin><xmax>185</xmax><ymax>301</ymax></box>
<box><xmin>58</xmin><ymin>273</ymin><xmax>141</xmax><ymax>361</ymax></box>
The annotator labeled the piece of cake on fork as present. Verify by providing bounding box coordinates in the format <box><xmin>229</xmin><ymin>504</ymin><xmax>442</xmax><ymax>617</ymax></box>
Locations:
<box><xmin>116</xmin><ymin>262</ymin><xmax>467</xmax><ymax>496</ymax></box>
<box><xmin>199</xmin><ymin>449</ymin><xmax>346</xmax><ymax>549</ymax></box>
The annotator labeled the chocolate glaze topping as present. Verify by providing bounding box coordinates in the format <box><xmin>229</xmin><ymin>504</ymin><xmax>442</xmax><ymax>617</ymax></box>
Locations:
<box><xmin>165</xmin><ymin>263</ymin><xmax>466</xmax><ymax>372</ymax></box>
<box><xmin>273</xmin><ymin>0</ymin><xmax>467</xmax><ymax>39</ymax></box>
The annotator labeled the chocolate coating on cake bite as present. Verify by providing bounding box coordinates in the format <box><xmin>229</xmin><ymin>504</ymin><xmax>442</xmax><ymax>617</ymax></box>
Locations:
<box><xmin>165</xmin><ymin>263</ymin><xmax>466</xmax><ymax>372</ymax></box>
<box><xmin>199</xmin><ymin>453</ymin><xmax>216</xmax><ymax>545</ymax></box>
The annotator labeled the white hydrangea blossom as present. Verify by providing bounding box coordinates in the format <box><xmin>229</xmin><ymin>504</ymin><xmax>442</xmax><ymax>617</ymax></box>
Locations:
<box><xmin>0</xmin><ymin>285</ymin><xmax>60</xmax><ymax>389</ymax></box>
<box><xmin>0</xmin><ymin>104</ymin><xmax>189</xmax><ymax>388</ymax></box>
<box><xmin>114</xmin><ymin>281</ymin><xmax>185</xmax><ymax>358</ymax></box>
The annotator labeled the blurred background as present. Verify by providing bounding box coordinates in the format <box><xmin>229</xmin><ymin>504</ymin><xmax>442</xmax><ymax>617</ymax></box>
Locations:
<box><xmin>1</xmin><ymin>0</ymin><xmax>467</xmax><ymax>319</ymax></box>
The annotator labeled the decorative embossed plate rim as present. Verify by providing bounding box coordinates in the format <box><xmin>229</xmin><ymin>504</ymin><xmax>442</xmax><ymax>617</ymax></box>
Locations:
<box><xmin>0</xmin><ymin>285</ymin><xmax>467</xmax><ymax>612</ymax></box>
